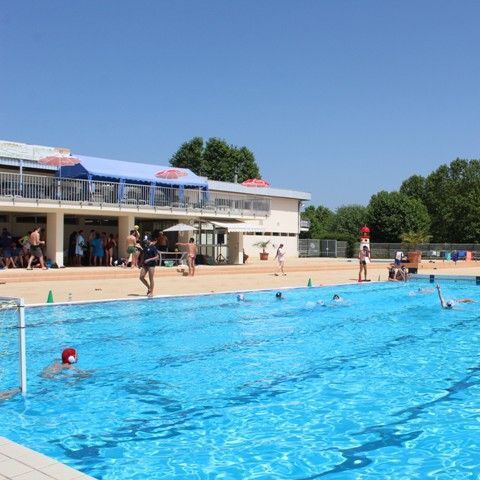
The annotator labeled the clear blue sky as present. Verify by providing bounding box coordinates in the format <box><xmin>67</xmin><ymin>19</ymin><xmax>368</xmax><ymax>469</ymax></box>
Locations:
<box><xmin>1</xmin><ymin>1</ymin><xmax>479</xmax><ymax>209</ymax></box>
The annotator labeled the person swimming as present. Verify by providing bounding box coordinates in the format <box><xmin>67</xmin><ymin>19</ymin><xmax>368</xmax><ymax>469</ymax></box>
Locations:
<box><xmin>41</xmin><ymin>347</ymin><xmax>88</xmax><ymax>379</ymax></box>
<box><xmin>435</xmin><ymin>284</ymin><xmax>475</xmax><ymax>309</ymax></box>
<box><xmin>275</xmin><ymin>292</ymin><xmax>283</xmax><ymax>299</ymax></box>
<box><xmin>62</xmin><ymin>348</ymin><xmax>78</xmax><ymax>365</ymax></box>
<box><xmin>332</xmin><ymin>294</ymin><xmax>341</xmax><ymax>301</ymax></box>
<box><xmin>418</xmin><ymin>287</ymin><xmax>434</xmax><ymax>294</ymax></box>
<box><xmin>237</xmin><ymin>294</ymin><xmax>245</xmax><ymax>302</ymax></box>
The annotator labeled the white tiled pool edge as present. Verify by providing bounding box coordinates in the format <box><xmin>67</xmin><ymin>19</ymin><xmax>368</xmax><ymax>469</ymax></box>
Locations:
<box><xmin>0</xmin><ymin>437</ymin><xmax>95</xmax><ymax>480</ymax></box>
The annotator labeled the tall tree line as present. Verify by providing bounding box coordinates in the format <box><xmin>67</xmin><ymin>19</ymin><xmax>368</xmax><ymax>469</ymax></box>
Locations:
<box><xmin>170</xmin><ymin>138</ymin><xmax>480</xmax><ymax>243</ymax></box>
<box><xmin>302</xmin><ymin>158</ymin><xmax>480</xmax><ymax>244</ymax></box>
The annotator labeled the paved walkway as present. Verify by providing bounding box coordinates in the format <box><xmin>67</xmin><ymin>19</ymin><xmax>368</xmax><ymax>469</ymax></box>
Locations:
<box><xmin>0</xmin><ymin>258</ymin><xmax>478</xmax><ymax>305</ymax></box>
<box><xmin>0</xmin><ymin>437</ymin><xmax>94</xmax><ymax>480</ymax></box>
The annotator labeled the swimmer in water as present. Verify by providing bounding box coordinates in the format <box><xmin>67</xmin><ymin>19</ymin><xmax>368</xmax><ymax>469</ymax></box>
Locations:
<box><xmin>275</xmin><ymin>292</ymin><xmax>283</xmax><ymax>299</ymax></box>
<box><xmin>237</xmin><ymin>294</ymin><xmax>245</xmax><ymax>302</ymax></box>
<box><xmin>436</xmin><ymin>284</ymin><xmax>454</xmax><ymax>309</ymax></box>
<box><xmin>41</xmin><ymin>348</ymin><xmax>90</xmax><ymax>379</ymax></box>
<box><xmin>60</xmin><ymin>348</ymin><xmax>78</xmax><ymax>370</ymax></box>
<box><xmin>435</xmin><ymin>284</ymin><xmax>474</xmax><ymax>309</ymax></box>
<box><xmin>409</xmin><ymin>286</ymin><xmax>434</xmax><ymax>296</ymax></box>
<box><xmin>332</xmin><ymin>294</ymin><xmax>341</xmax><ymax>301</ymax></box>
<box><xmin>417</xmin><ymin>287</ymin><xmax>434</xmax><ymax>294</ymax></box>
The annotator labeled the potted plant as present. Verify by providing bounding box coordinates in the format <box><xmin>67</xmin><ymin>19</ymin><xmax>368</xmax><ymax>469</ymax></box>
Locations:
<box><xmin>253</xmin><ymin>240</ymin><xmax>271</xmax><ymax>260</ymax></box>
<box><xmin>400</xmin><ymin>230</ymin><xmax>431</xmax><ymax>264</ymax></box>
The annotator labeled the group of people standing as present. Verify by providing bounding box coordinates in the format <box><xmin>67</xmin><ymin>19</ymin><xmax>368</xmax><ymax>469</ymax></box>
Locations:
<box><xmin>69</xmin><ymin>230</ymin><xmax>117</xmax><ymax>266</ymax></box>
<box><xmin>124</xmin><ymin>229</ymin><xmax>170</xmax><ymax>268</ymax></box>
<box><xmin>0</xmin><ymin>226</ymin><xmax>48</xmax><ymax>270</ymax></box>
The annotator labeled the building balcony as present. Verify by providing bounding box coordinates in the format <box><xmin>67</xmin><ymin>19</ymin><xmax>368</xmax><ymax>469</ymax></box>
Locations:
<box><xmin>0</xmin><ymin>172</ymin><xmax>271</xmax><ymax>217</ymax></box>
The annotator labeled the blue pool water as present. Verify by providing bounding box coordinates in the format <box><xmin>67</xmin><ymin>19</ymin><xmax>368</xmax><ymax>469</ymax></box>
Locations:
<box><xmin>1</xmin><ymin>281</ymin><xmax>480</xmax><ymax>479</ymax></box>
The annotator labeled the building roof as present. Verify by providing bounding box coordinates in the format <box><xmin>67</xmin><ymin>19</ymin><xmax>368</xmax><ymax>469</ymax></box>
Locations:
<box><xmin>207</xmin><ymin>180</ymin><xmax>311</xmax><ymax>201</ymax></box>
<box><xmin>61</xmin><ymin>155</ymin><xmax>208</xmax><ymax>188</ymax></box>
<box><xmin>0</xmin><ymin>140</ymin><xmax>311</xmax><ymax>200</ymax></box>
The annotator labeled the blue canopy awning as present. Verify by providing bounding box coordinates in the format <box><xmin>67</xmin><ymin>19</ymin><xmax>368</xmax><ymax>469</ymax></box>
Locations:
<box><xmin>59</xmin><ymin>154</ymin><xmax>208</xmax><ymax>188</ymax></box>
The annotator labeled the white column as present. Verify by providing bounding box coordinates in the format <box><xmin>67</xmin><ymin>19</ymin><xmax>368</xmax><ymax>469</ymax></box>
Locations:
<box><xmin>46</xmin><ymin>212</ymin><xmax>64</xmax><ymax>267</ymax></box>
<box><xmin>228</xmin><ymin>232</ymin><xmax>243</xmax><ymax>265</ymax></box>
<box><xmin>118</xmin><ymin>214</ymin><xmax>136</xmax><ymax>258</ymax></box>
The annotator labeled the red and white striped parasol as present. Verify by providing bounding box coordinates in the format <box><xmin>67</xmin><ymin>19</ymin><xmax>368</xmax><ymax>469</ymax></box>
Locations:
<box><xmin>241</xmin><ymin>178</ymin><xmax>270</xmax><ymax>187</ymax></box>
<box><xmin>155</xmin><ymin>168</ymin><xmax>188</xmax><ymax>180</ymax></box>
<box><xmin>38</xmin><ymin>156</ymin><xmax>80</xmax><ymax>167</ymax></box>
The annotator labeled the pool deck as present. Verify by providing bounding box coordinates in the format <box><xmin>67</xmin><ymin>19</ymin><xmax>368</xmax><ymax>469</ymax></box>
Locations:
<box><xmin>0</xmin><ymin>257</ymin><xmax>478</xmax><ymax>305</ymax></box>
<box><xmin>0</xmin><ymin>437</ymin><xmax>94</xmax><ymax>480</ymax></box>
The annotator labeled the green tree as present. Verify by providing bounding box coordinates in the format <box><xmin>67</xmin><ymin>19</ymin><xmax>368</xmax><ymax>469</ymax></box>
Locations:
<box><xmin>233</xmin><ymin>146</ymin><xmax>260</xmax><ymax>183</ymax></box>
<box><xmin>170</xmin><ymin>137</ymin><xmax>261</xmax><ymax>182</ymax></box>
<box><xmin>330</xmin><ymin>205</ymin><xmax>368</xmax><ymax>237</ymax></box>
<box><xmin>399</xmin><ymin>175</ymin><xmax>427</xmax><ymax>204</ymax></box>
<box><xmin>202</xmin><ymin>138</ymin><xmax>233</xmax><ymax>180</ymax></box>
<box><xmin>301</xmin><ymin>205</ymin><xmax>335</xmax><ymax>238</ymax></box>
<box><xmin>366</xmin><ymin>191</ymin><xmax>431</xmax><ymax>242</ymax></box>
<box><xmin>170</xmin><ymin>137</ymin><xmax>205</xmax><ymax>175</ymax></box>
<box><xmin>423</xmin><ymin>159</ymin><xmax>480</xmax><ymax>242</ymax></box>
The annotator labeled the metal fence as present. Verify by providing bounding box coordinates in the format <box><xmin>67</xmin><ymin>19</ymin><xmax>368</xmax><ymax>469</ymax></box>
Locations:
<box><xmin>300</xmin><ymin>240</ymin><xmax>480</xmax><ymax>259</ymax></box>
<box><xmin>299</xmin><ymin>239</ymin><xmax>347</xmax><ymax>257</ymax></box>
<box><xmin>0</xmin><ymin>172</ymin><xmax>270</xmax><ymax>216</ymax></box>
<box><xmin>370</xmin><ymin>243</ymin><xmax>480</xmax><ymax>260</ymax></box>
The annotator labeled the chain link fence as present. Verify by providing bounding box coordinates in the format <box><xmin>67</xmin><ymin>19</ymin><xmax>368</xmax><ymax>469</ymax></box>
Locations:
<box><xmin>299</xmin><ymin>239</ymin><xmax>347</xmax><ymax>257</ymax></box>
<box><xmin>370</xmin><ymin>243</ymin><xmax>480</xmax><ymax>260</ymax></box>
<box><xmin>300</xmin><ymin>240</ymin><xmax>480</xmax><ymax>259</ymax></box>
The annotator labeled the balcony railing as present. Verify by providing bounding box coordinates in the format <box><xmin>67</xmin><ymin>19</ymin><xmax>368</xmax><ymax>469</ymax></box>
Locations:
<box><xmin>0</xmin><ymin>172</ymin><xmax>270</xmax><ymax>216</ymax></box>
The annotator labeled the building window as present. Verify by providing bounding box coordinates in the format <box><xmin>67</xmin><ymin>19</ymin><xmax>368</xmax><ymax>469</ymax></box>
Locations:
<box><xmin>64</xmin><ymin>216</ymin><xmax>79</xmax><ymax>225</ymax></box>
<box><xmin>84</xmin><ymin>218</ymin><xmax>118</xmax><ymax>227</ymax></box>
<box><xmin>16</xmin><ymin>216</ymin><xmax>46</xmax><ymax>224</ymax></box>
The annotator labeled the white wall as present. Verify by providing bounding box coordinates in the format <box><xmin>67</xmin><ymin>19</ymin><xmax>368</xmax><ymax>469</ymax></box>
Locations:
<box><xmin>242</xmin><ymin>196</ymin><xmax>300</xmax><ymax>259</ymax></box>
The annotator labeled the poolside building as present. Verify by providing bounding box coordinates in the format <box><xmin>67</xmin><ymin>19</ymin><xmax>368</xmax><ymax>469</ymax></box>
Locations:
<box><xmin>0</xmin><ymin>140</ymin><xmax>310</xmax><ymax>266</ymax></box>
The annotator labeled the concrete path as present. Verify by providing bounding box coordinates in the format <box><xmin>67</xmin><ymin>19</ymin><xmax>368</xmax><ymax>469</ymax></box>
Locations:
<box><xmin>0</xmin><ymin>437</ymin><xmax>94</xmax><ymax>480</ymax></box>
<box><xmin>0</xmin><ymin>258</ymin><xmax>478</xmax><ymax>305</ymax></box>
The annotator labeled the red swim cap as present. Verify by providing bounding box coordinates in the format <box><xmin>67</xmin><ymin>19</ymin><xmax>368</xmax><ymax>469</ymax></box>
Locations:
<box><xmin>61</xmin><ymin>348</ymin><xmax>77</xmax><ymax>364</ymax></box>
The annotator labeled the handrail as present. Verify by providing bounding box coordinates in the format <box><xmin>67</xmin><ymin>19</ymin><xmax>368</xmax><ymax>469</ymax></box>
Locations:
<box><xmin>0</xmin><ymin>172</ymin><xmax>270</xmax><ymax>216</ymax></box>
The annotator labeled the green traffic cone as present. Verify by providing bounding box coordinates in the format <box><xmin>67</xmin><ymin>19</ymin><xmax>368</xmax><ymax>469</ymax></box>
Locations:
<box><xmin>46</xmin><ymin>290</ymin><xmax>54</xmax><ymax>304</ymax></box>
<box><xmin>307</xmin><ymin>278</ymin><xmax>312</xmax><ymax>287</ymax></box>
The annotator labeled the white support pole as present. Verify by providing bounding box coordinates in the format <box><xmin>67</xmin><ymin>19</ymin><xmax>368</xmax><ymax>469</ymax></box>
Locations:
<box><xmin>18</xmin><ymin>298</ymin><xmax>27</xmax><ymax>395</ymax></box>
<box><xmin>46</xmin><ymin>211</ymin><xmax>65</xmax><ymax>267</ymax></box>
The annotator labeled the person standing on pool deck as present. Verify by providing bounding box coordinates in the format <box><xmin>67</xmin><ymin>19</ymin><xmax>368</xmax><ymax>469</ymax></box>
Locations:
<box><xmin>274</xmin><ymin>244</ymin><xmax>286</xmax><ymax>276</ymax></box>
<box><xmin>176</xmin><ymin>238</ymin><xmax>197</xmax><ymax>276</ymax></box>
<box><xmin>125</xmin><ymin>230</ymin><xmax>138</xmax><ymax>268</ymax></box>
<box><xmin>358</xmin><ymin>245</ymin><xmax>370</xmax><ymax>281</ymax></box>
<box><xmin>157</xmin><ymin>231</ymin><xmax>169</xmax><ymax>252</ymax></box>
<box><xmin>139</xmin><ymin>236</ymin><xmax>160</xmax><ymax>297</ymax></box>
<box><xmin>394</xmin><ymin>249</ymin><xmax>404</xmax><ymax>267</ymax></box>
<box><xmin>26</xmin><ymin>226</ymin><xmax>47</xmax><ymax>270</ymax></box>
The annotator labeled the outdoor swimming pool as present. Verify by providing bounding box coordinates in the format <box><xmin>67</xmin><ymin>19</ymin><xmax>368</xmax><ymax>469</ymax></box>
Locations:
<box><xmin>1</xmin><ymin>281</ymin><xmax>479</xmax><ymax>479</ymax></box>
